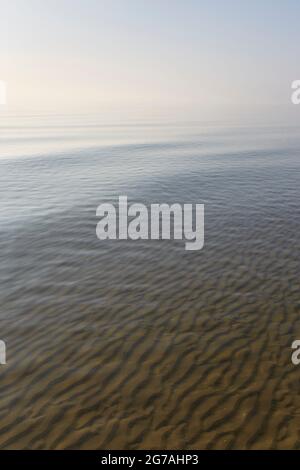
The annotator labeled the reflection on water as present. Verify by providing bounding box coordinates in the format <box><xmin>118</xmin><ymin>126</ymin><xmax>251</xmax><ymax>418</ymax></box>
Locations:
<box><xmin>0</xmin><ymin>115</ymin><xmax>299</xmax><ymax>449</ymax></box>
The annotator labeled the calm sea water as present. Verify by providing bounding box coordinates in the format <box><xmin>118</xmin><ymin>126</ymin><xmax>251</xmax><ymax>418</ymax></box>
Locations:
<box><xmin>0</xmin><ymin>114</ymin><xmax>299</xmax><ymax>449</ymax></box>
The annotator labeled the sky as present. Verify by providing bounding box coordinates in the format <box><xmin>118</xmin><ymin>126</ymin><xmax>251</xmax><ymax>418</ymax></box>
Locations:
<box><xmin>1</xmin><ymin>0</ymin><xmax>300</xmax><ymax>118</ymax></box>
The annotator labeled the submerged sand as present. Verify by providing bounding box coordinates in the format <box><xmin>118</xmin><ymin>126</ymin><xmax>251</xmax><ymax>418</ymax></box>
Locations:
<box><xmin>0</xmin><ymin>126</ymin><xmax>299</xmax><ymax>449</ymax></box>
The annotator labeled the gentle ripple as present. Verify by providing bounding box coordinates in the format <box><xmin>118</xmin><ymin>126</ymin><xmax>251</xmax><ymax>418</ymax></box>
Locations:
<box><xmin>0</xmin><ymin>116</ymin><xmax>299</xmax><ymax>449</ymax></box>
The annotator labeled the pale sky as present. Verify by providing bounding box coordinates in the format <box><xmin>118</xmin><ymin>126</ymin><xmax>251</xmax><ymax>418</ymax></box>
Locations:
<box><xmin>1</xmin><ymin>0</ymin><xmax>300</xmax><ymax>117</ymax></box>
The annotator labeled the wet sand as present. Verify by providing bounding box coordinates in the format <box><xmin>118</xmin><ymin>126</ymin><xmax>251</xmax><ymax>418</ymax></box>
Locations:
<box><xmin>0</xmin><ymin>122</ymin><xmax>299</xmax><ymax>449</ymax></box>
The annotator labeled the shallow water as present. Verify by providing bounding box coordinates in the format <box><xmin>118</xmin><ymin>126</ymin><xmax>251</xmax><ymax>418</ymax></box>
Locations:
<box><xmin>0</xmin><ymin>114</ymin><xmax>299</xmax><ymax>449</ymax></box>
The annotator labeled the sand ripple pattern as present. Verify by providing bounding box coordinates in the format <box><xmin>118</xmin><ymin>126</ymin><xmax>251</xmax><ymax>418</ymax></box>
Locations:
<box><xmin>0</xmin><ymin>125</ymin><xmax>300</xmax><ymax>449</ymax></box>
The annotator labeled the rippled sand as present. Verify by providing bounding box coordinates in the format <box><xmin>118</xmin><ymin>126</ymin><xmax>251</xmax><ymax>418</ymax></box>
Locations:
<box><xmin>0</xmin><ymin>121</ymin><xmax>299</xmax><ymax>449</ymax></box>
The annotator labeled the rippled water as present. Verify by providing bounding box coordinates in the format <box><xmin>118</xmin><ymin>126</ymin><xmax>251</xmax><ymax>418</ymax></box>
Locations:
<box><xmin>0</xmin><ymin>114</ymin><xmax>299</xmax><ymax>449</ymax></box>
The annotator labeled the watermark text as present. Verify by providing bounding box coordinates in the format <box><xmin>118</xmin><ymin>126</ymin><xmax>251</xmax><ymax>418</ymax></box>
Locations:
<box><xmin>96</xmin><ymin>197</ymin><xmax>204</xmax><ymax>251</ymax></box>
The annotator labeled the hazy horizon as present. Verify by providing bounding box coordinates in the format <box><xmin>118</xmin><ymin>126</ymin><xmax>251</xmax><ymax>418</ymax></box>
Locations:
<box><xmin>1</xmin><ymin>0</ymin><xmax>300</xmax><ymax>121</ymax></box>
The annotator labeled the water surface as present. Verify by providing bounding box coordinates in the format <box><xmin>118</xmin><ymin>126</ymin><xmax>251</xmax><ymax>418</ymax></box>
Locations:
<box><xmin>0</xmin><ymin>114</ymin><xmax>299</xmax><ymax>449</ymax></box>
